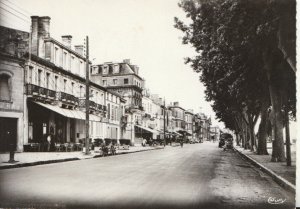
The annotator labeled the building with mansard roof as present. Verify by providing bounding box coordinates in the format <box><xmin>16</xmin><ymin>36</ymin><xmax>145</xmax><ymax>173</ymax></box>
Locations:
<box><xmin>91</xmin><ymin>59</ymin><xmax>145</xmax><ymax>145</ymax></box>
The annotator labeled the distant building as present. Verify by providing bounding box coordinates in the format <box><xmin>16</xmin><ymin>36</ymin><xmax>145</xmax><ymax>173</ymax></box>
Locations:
<box><xmin>168</xmin><ymin>102</ymin><xmax>189</xmax><ymax>138</ymax></box>
<box><xmin>210</xmin><ymin>126</ymin><xmax>220</xmax><ymax>141</ymax></box>
<box><xmin>91</xmin><ymin>59</ymin><xmax>145</xmax><ymax>145</ymax></box>
<box><xmin>185</xmin><ymin>110</ymin><xmax>194</xmax><ymax>140</ymax></box>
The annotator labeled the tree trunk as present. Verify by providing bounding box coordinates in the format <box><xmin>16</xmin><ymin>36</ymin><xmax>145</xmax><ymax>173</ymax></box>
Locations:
<box><xmin>285</xmin><ymin>107</ymin><xmax>291</xmax><ymax>166</ymax></box>
<box><xmin>235</xmin><ymin>133</ymin><xmax>240</xmax><ymax>146</ymax></box>
<box><xmin>257</xmin><ymin>99</ymin><xmax>269</xmax><ymax>155</ymax></box>
<box><xmin>242</xmin><ymin>122</ymin><xmax>246</xmax><ymax>149</ymax></box>
<box><xmin>248</xmin><ymin>115</ymin><xmax>255</xmax><ymax>152</ymax></box>
<box><xmin>263</xmin><ymin>50</ymin><xmax>286</xmax><ymax>162</ymax></box>
<box><xmin>268</xmin><ymin>81</ymin><xmax>286</xmax><ymax>162</ymax></box>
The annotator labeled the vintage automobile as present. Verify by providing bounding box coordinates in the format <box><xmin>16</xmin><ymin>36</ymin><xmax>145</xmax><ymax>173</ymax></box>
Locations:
<box><xmin>93</xmin><ymin>138</ymin><xmax>117</xmax><ymax>156</ymax></box>
<box><xmin>219</xmin><ymin>133</ymin><xmax>233</xmax><ymax>148</ymax></box>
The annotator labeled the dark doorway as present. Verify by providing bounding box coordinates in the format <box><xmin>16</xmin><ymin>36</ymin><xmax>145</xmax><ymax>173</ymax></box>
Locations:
<box><xmin>70</xmin><ymin>119</ymin><xmax>75</xmax><ymax>142</ymax></box>
<box><xmin>0</xmin><ymin>117</ymin><xmax>17</xmax><ymax>152</ymax></box>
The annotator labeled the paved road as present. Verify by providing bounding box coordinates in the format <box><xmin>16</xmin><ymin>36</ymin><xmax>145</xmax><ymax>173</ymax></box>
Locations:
<box><xmin>0</xmin><ymin>142</ymin><xmax>295</xmax><ymax>209</ymax></box>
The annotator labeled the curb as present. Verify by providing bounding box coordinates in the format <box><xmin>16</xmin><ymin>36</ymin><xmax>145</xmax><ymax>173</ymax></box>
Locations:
<box><xmin>93</xmin><ymin>146</ymin><xmax>165</xmax><ymax>158</ymax></box>
<box><xmin>233</xmin><ymin>147</ymin><xmax>296</xmax><ymax>193</ymax></box>
<box><xmin>0</xmin><ymin>158</ymin><xmax>80</xmax><ymax>170</ymax></box>
<box><xmin>0</xmin><ymin>146</ymin><xmax>166</xmax><ymax>170</ymax></box>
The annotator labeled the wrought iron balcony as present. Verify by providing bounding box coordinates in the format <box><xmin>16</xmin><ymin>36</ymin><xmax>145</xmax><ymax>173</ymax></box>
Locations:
<box><xmin>46</xmin><ymin>89</ymin><xmax>56</xmax><ymax>98</ymax></box>
<box><xmin>79</xmin><ymin>99</ymin><xmax>102</xmax><ymax>111</ymax></box>
<box><xmin>26</xmin><ymin>84</ymin><xmax>56</xmax><ymax>100</ymax></box>
<box><xmin>97</xmin><ymin>104</ymin><xmax>102</xmax><ymax>111</ymax></box>
<box><xmin>56</xmin><ymin>92</ymin><xmax>79</xmax><ymax>104</ymax></box>
<box><xmin>89</xmin><ymin>100</ymin><xmax>97</xmax><ymax>110</ymax></box>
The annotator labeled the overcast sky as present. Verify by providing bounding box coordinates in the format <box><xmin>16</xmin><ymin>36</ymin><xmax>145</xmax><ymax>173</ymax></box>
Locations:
<box><xmin>1</xmin><ymin>0</ymin><xmax>225</xmax><ymax>128</ymax></box>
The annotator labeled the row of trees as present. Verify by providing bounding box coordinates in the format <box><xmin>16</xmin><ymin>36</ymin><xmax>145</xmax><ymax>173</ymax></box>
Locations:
<box><xmin>174</xmin><ymin>0</ymin><xmax>296</xmax><ymax>164</ymax></box>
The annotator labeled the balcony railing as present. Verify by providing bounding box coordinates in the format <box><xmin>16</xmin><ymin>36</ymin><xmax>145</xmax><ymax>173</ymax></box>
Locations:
<box><xmin>27</xmin><ymin>83</ymin><xmax>38</xmax><ymax>95</ymax></box>
<box><xmin>97</xmin><ymin>104</ymin><xmax>107</xmax><ymax>112</ymax></box>
<box><xmin>79</xmin><ymin>99</ymin><xmax>105</xmax><ymax>112</ymax></box>
<box><xmin>89</xmin><ymin>100</ymin><xmax>97</xmax><ymax>110</ymax></box>
<box><xmin>56</xmin><ymin>92</ymin><xmax>79</xmax><ymax>104</ymax></box>
<box><xmin>46</xmin><ymin>89</ymin><xmax>56</xmax><ymax>98</ymax></box>
<box><xmin>26</xmin><ymin>84</ymin><xmax>56</xmax><ymax>100</ymax></box>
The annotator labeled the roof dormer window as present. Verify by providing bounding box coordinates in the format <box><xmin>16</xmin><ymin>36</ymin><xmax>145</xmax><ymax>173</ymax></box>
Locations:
<box><xmin>113</xmin><ymin>64</ymin><xmax>119</xmax><ymax>74</ymax></box>
<box><xmin>103</xmin><ymin>65</ymin><xmax>108</xmax><ymax>74</ymax></box>
<box><xmin>92</xmin><ymin>66</ymin><xmax>98</xmax><ymax>74</ymax></box>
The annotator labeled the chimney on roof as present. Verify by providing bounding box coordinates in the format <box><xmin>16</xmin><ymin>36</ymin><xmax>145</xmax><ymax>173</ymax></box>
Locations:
<box><xmin>31</xmin><ymin>16</ymin><xmax>51</xmax><ymax>56</ymax></box>
<box><xmin>174</xmin><ymin>102</ymin><xmax>179</xmax><ymax>106</ymax></box>
<box><xmin>123</xmin><ymin>59</ymin><xmax>130</xmax><ymax>64</ymax></box>
<box><xmin>61</xmin><ymin>35</ymin><xmax>72</xmax><ymax>48</ymax></box>
<box><xmin>31</xmin><ymin>16</ymin><xmax>39</xmax><ymax>55</ymax></box>
<box><xmin>75</xmin><ymin>45</ymin><xmax>85</xmax><ymax>56</ymax></box>
<box><xmin>38</xmin><ymin>16</ymin><xmax>51</xmax><ymax>38</ymax></box>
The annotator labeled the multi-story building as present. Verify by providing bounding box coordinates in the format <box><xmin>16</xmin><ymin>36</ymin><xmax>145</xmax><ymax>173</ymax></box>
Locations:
<box><xmin>91</xmin><ymin>59</ymin><xmax>145</xmax><ymax>145</ymax></box>
<box><xmin>197</xmin><ymin>113</ymin><xmax>211</xmax><ymax>141</ymax></box>
<box><xmin>0</xmin><ymin>26</ymin><xmax>29</xmax><ymax>152</ymax></box>
<box><xmin>168</xmin><ymin>102</ymin><xmax>187</xmax><ymax>137</ymax></box>
<box><xmin>136</xmin><ymin>90</ymin><xmax>161</xmax><ymax>140</ymax></box>
<box><xmin>185</xmin><ymin>110</ymin><xmax>194</xmax><ymax>140</ymax></box>
<box><xmin>0</xmin><ymin>16</ymin><xmax>126</xmax><ymax>151</ymax></box>
<box><xmin>210</xmin><ymin>126</ymin><xmax>220</xmax><ymax>141</ymax></box>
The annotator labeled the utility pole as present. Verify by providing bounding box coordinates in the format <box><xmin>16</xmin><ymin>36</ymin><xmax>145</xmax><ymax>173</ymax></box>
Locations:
<box><xmin>85</xmin><ymin>36</ymin><xmax>90</xmax><ymax>155</ymax></box>
<box><xmin>163</xmin><ymin>98</ymin><xmax>166</xmax><ymax>147</ymax></box>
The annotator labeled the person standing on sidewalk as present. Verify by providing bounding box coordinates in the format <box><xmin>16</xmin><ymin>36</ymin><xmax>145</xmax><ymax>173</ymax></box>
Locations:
<box><xmin>46</xmin><ymin>134</ymin><xmax>52</xmax><ymax>152</ymax></box>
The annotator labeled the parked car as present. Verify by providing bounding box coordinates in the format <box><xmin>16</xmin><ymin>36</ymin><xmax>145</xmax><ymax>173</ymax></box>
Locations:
<box><xmin>218</xmin><ymin>138</ymin><xmax>225</xmax><ymax>148</ymax></box>
<box><xmin>219</xmin><ymin>133</ymin><xmax>233</xmax><ymax>148</ymax></box>
<box><xmin>189</xmin><ymin>139</ymin><xmax>195</xmax><ymax>144</ymax></box>
<box><xmin>224</xmin><ymin>138</ymin><xmax>233</xmax><ymax>150</ymax></box>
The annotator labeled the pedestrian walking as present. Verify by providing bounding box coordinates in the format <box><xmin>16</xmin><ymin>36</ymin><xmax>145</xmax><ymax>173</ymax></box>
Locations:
<box><xmin>180</xmin><ymin>138</ymin><xmax>183</xmax><ymax>148</ymax></box>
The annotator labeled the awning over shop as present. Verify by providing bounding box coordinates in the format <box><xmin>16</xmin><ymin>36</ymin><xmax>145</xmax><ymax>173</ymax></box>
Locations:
<box><xmin>171</xmin><ymin>131</ymin><xmax>181</xmax><ymax>136</ymax></box>
<box><xmin>176</xmin><ymin>130</ymin><xmax>192</xmax><ymax>136</ymax></box>
<box><xmin>33</xmin><ymin>101</ymin><xmax>101</xmax><ymax>122</ymax></box>
<box><xmin>135</xmin><ymin>125</ymin><xmax>160</xmax><ymax>134</ymax></box>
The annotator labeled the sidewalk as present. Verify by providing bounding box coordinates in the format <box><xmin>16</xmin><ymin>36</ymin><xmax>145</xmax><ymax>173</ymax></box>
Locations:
<box><xmin>0</xmin><ymin>145</ymin><xmax>166</xmax><ymax>170</ymax></box>
<box><xmin>234</xmin><ymin>144</ymin><xmax>296</xmax><ymax>193</ymax></box>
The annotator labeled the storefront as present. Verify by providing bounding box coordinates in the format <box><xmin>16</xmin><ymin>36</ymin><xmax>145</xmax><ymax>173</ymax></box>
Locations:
<box><xmin>27</xmin><ymin>100</ymin><xmax>102</xmax><ymax>150</ymax></box>
<box><xmin>135</xmin><ymin>125</ymin><xmax>160</xmax><ymax>141</ymax></box>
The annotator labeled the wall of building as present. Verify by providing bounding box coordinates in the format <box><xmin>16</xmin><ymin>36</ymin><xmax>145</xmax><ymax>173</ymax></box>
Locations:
<box><xmin>0</xmin><ymin>58</ymin><xmax>26</xmax><ymax>151</ymax></box>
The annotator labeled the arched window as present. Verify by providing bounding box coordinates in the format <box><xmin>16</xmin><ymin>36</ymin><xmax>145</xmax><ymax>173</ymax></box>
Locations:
<box><xmin>0</xmin><ymin>73</ymin><xmax>11</xmax><ymax>101</ymax></box>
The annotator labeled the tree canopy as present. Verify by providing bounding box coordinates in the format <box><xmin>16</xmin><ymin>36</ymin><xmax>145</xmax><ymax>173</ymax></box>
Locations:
<box><xmin>175</xmin><ymin>0</ymin><xmax>296</xmax><ymax>160</ymax></box>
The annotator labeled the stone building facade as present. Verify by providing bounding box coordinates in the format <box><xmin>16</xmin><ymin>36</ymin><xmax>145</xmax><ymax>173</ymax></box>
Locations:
<box><xmin>0</xmin><ymin>26</ymin><xmax>29</xmax><ymax>152</ymax></box>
